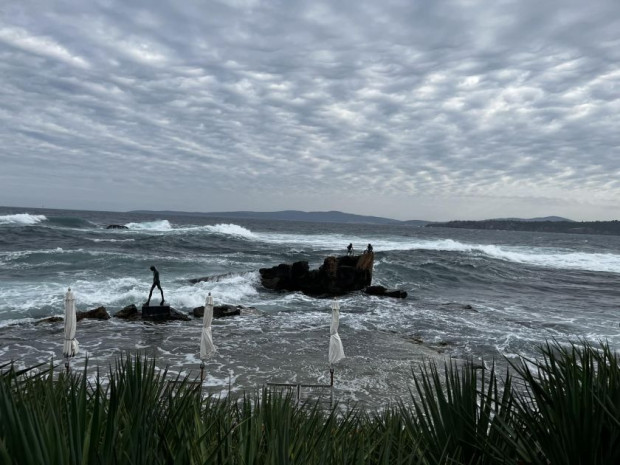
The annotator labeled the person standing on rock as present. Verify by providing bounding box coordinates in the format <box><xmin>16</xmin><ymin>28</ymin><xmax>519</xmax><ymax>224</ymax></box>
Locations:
<box><xmin>147</xmin><ymin>265</ymin><xmax>165</xmax><ymax>306</ymax></box>
<box><xmin>365</xmin><ymin>243</ymin><xmax>373</xmax><ymax>254</ymax></box>
<box><xmin>347</xmin><ymin>243</ymin><xmax>353</xmax><ymax>255</ymax></box>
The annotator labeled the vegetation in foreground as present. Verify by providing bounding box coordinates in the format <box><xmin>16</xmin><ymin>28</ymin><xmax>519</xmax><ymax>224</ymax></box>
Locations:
<box><xmin>1</xmin><ymin>340</ymin><xmax>619</xmax><ymax>464</ymax></box>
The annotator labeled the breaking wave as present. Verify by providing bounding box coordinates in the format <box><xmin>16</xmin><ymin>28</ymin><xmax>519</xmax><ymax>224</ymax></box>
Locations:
<box><xmin>203</xmin><ymin>224</ymin><xmax>256</xmax><ymax>239</ymax></box>
<box><xmin>46</xmin><ymin>216</ymin><xmax>97</xmax><ymax>229</ymax></box>
<box><xmin>408</xmin><ymin>239</ymin><xmax>620</xmax><ymax>273</ymax></box>
<box><xmin>125</xmin><ymin>220</ymin><xmax>172</xmax><ymax>231</ymax></box>
<box><xmin>0</xmin><ymin>213</ymin><xmax>47</xmax><ymax>226</ymax></box>
<box><xmin>121</xmin><ymin>220</ymin><xmax>256</xmax><ymax>239</ymax></box>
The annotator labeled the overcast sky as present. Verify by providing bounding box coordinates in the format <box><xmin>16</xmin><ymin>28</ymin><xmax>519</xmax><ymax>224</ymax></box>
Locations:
<box><xmin>1</xmin><ymin>0</ymin><xmax>619</xmax><ymax>221</ymax></box>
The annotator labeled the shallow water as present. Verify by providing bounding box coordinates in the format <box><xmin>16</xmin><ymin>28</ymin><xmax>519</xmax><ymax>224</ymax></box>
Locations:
<box><xmin>2</xmin><ymin>206</ymin><xmax>620</xmax><ymax>407</ymax></box>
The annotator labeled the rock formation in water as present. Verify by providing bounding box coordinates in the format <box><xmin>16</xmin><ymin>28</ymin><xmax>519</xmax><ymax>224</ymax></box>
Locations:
<box><xmin>259</xmin><ymin>253</ymin><xmax>374</xmax><ymax>297</ymax></box>
<box><xmin>35</xmin><ymin>307</ymin><xmax>111</xmax><ymax>324</ymax></box>
<box><xmin>113</xmin><ymin>304</ymin><xmax>190</xmax><ymax>322</ymax></box>
<box><xmin>364</xmin><ymin>285</ymin><xmax>408</xmax><ymax>298</ymax></box>
<box><xmin>77</xmin><ymin>306</ymin><xmax>111</xmax><ymax>321</ymax></box>
<box><xmin>192</xmin><ymin>304</ymin><xmax>256</xmax><ymax>318</ymax></box>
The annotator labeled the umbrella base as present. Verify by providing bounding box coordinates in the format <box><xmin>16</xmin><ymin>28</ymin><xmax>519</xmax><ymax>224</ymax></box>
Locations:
<box><xmin>142</xmin><ymin>304</ymin><xmax>171</xmax><ymax>320</ymax></box>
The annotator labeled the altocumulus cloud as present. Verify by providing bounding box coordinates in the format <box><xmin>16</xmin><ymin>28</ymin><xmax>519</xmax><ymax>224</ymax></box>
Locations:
<box><xmin>0</xmin><ymin>0</ymin><xmax>619</xmax><ymax>220</ymax></box>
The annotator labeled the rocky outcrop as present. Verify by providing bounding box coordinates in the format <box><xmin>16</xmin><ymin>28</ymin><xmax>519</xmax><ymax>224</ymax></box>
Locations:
<box><xmin>259</xmin><ymin>253</ymin><xmax>374</xmax><ymax>297</ymax></box>
<box><xmin>114</xmin><ymin>304</ymin><xmax>139</xmax><ymax>319</ymax></box>
<box><xmin>113</xmin><ymin>304</ymin><xmax>191</xmax><ymax>322</ymax></box>
<box><xmin>192</xmin><ymin>304</ymin><xmax>255</xmax><ymax>318</ymax></box>
<box><xmin>35</xmin><ymin>307</ymin><xmax>111</xmax><ymax>324</ymax></box>
<box><xmin>35</xmin><ymin>316</ymin><xmax>64</xmax><ymax>325</ymax></box>
<box><xmin>106</xmin><ymin>224</ymin><xmax>128</xmax><ymax>229</ymax></box>
<box><xmin>364</xmin><ymin>285</ymin><xmax>407</xmax><ymax>298</ymax></box>
<box><xmin>77</xmin><ymin>306</ymin><xmax>111</xmax><ymax>321</ymax></box>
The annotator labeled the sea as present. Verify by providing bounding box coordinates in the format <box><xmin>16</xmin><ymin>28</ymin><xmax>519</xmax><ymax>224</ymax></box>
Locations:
<box><xmin>2</xmin><ymin>206</ymin><xmax>620</xmax><ymax>408</ymax></box>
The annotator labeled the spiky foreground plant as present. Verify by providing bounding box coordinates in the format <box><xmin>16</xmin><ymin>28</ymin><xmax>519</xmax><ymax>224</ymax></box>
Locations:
<box><xmin>1</xmin><ymin>341</ymin><xmax>619</xmax><ymax>464</ymax></box>
<box><xmin>509</xmin><ymin>340</ymin><xmax>620</xmax><ymax>465</ymax></box>
<box><xmin>407</xmin><ymin>358</ymin><xmax>517</xmax><ymax>465</ymax></box>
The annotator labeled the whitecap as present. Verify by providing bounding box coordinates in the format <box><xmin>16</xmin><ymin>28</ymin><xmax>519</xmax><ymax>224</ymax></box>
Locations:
<box><xmin>203</xmin><ymin>223</ymin><xmax>256</xmax><ymax>239</ymax></box>
<box><xmin>89</xmin><ymin>238</ymin><xmax>135</xmax><ymax>243</ymax></box>
<box><xmin>0</xmin><ymin>213</ymin><xmax>47</xmax><ymax>225</ymax></box>
<box><xmin>125</xmin><ymin>220</ymin><xmax>172</xmax><ymax>231</ymax></box>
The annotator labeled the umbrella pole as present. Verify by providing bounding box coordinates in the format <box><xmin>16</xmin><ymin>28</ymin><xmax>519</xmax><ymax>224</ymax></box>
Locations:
<box><xmin>330</xmin><ymin>365</ymin><xmax>334</xmax><ymax>386</ymax></box>
<box><xmin>200</xmin><ymin>361</ymin><xmax>205</xmax><ymax>383</ymax></box>
<box><xmin>65</xmin><ymin>356</ymin><xmax>70</xmax><ymax>373</ymax></box>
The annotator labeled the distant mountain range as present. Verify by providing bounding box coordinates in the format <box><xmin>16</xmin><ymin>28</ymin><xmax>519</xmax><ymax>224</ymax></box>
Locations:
<box><xmin>130</xmin><ymin>209</ymin><xmax>411</xmax><ymax>225</ymax></box>
<box><xmin>129</xmin><ymin>209</ymin><xmax>590</xmax><ymax>229</ymax></box>
<box><xmin>128</xmin><ymin>209</ymin><xmax>620</xmax><ymax>235</ymax></box>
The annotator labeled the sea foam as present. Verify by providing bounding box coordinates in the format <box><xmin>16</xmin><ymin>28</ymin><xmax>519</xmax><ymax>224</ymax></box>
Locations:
<box><xmin>203</xmin><ymin>223</ymin><xmax>256</xmax><ymax>239</ymax></box>
<box><xmin>412</xmin><ymin>240</ymin><xmax>620</xmax><ymax>273</ymax></box>
<box><xmin>125</xmin><ymin>219</ymin><xmax>172</xmax><ymax>231</ymax></box>
<box><xmin>0</xmin><ymin>213</ymin><xmax>47</xmax><ymax>225</ymax></box>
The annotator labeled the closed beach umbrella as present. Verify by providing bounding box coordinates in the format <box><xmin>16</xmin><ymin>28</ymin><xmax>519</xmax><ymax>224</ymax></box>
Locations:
<box><xmin>200</xmin><ymin>293</ymin><xmax>216</xmax><ymax>382</ymax></box>
<box><xmin>329</xmin><ymin>299</ymin><xmax>345</xmax><ymax>365</ymax></box>
<box><xmin>63</xmin><ymin>288</ymin><xmax>79</xmax><ymax>361</ymax></box>
<box><xmin>200</xmin><ymin>293</ymin><xmax>216</xmax><ymax>361</ymax></box>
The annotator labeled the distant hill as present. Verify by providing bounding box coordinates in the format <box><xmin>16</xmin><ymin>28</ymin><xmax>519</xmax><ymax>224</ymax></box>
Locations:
<box><xmin>427</xmin><ymin>219</ymin><xmax>620</xmax><ymax>236</ymax></box>
<box><xmin>401</xmin><ymin>219</ymin><xmax>432</xmax><ymax>227</ymax></box>
<box><xmin>130</xmin><ymin>209</ymin><xmax>406</xmax><ymax>225</ymax></box>
<box><xmin>489</xmin><ymin>216</ymin><xmax>574</xmax><ymax>222</ymax></box>
<box><xmin>131</xmin><ymin>209</ymin><xmax>597</xmax><ymax>231</ymax></box>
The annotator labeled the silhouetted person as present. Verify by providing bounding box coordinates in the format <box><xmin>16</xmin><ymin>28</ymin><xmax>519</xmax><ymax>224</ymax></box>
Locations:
<box><xmin>347</xmin><ymin>243</ymin><xmax>353</xmax><ymax>255</ymax></box>
<box><xmin>147</xmin><ymin>265</ymin><xmax>165</xmax><ymax>306</ymax></box>
<box><xmin>365</xmin><ymin>243</ymin><xmax>373</xmax><ymax>254</ymax></box>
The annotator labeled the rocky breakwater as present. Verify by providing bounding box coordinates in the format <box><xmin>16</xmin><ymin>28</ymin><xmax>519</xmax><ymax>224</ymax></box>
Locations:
<box><xmin>114</xmin><ymin>304</ymin><xmax>190</xmax><ymax>322</ymax></box>
<box><xmin>259</xmin><ymin>253</ymin><xmax>375</xmax><ymax>297</ymax></box>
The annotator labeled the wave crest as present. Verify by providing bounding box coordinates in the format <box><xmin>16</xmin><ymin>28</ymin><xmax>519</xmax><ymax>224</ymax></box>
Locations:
<box><xmin>205</xmin><ymin>223</ymin><xmax>256</xmax><ymax>239</ymax></box>
<box><xmin>410</xmin><ymin>239</ymin><xmax>620</xmax><ymax>273</ymax></box>
<box><xmin>125</xmin><ymin>220</ymin><xmax>172</xmax><ymax>231</ymax></box>
<box><xmin>0</xmin><ymin>213</ymin><xmax>47</xmax><ymax>226</ymax></box>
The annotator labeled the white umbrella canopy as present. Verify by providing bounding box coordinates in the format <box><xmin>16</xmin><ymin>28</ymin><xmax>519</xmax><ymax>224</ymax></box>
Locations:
<box><xmin>328</xmin><ymin>299</ymin><xmax>345</xmax><ymax>365</ymax></box>
<box><xmin>200</xmin><ymin>293</ymin><xmax>216</xmax><ymax>361</ymax></box>
<box><xmin>63</xmin><ymin>288</ymin><xmax>79</xmax><ymax>358</ymax></box>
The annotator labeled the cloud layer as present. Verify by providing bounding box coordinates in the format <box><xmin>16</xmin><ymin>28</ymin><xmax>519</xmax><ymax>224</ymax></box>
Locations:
<box><xmin>1</xmin><ymin>0</ymin><xmax>619</xmax><ymax>220</ymax></box>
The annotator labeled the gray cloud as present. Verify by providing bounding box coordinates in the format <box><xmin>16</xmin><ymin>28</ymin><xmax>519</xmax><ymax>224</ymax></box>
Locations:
<box><xmin>1</xmin><ymin>0</ymin><xmax>619</xmax><ymax>220</ymax></box>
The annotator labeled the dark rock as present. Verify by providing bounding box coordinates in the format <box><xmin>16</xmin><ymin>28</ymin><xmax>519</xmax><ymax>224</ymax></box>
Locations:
<box><xmin>169</xmin><ymin>307</ymin><xmax>191</xmax><ymax>321</ymax></box>
<box><xmin>114</xmin><ymin>303</ymin><xmax>190</xmax><ymax>322</ymax></box>
<box><xmin>259</xmin><ymin>253</ymin><xmax>374</xmax><ymax>297</ymax></box>
<box><xmin>114</xmin><ymin>304</ymin><xmax>139</xmax><ymax>319</ymax></box>
<box><xmin>142</xmin><ymin>307</ymin><xmax>190</xmax><ymax>322</ymax></box>
<box><xmin>364</xmin><ymin>285</ymin><xmax>407</xmax><ymax>298</ymax></box>
<box><xmin>441</xmin><ymin>302</ymin><xmax>476</xmax><ymax>311</ymax></box>
<box><xmin>77</xmin><ymin>306</ymin><xmax>110</xmax><ymax>321</ymax></box>
<box><xmin>106</xmin><ymin>224</ymin><xmax>128</xmax><ymax>229</ymax></box>
<box><xmin>193</xmin><ymin>304</ymin><xmax>251</xmax><ymax>318</ymax></box>
<box><xmin>35</xmin><ymin>316</ymin><xmax>64</xmax><ymax>325</ymax></box>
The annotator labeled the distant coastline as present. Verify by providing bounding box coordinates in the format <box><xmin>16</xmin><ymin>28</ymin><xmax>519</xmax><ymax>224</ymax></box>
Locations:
<box><xmin>130</xmin><ymin>209</ymin><xmax>620</xmax><ymax>235</ymax></box>
<box><xmin>4</xmin><ymin>206</ymin><xmax>620</xmax><ymax>236</ymax></box>
<box><xmin>129</xmin><ymin>209</ymin><xmax>430</xmax><ymax>226</ymax></box>
<box><xmin>427</xmin><ymin>219</ymin><xmax>620</xmax><ymax>236</ymax></box>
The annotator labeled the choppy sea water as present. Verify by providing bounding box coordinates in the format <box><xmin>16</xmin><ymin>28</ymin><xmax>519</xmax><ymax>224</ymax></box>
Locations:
<box><xmin>2</xmin><ymin>206</ymin><xmax>620</xmax><ymax>408</ymax></box>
